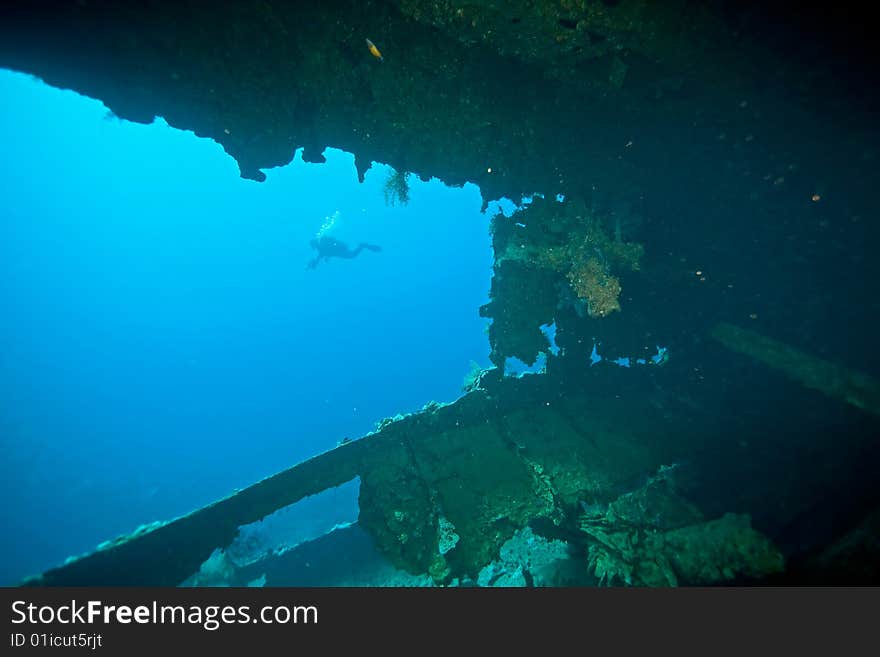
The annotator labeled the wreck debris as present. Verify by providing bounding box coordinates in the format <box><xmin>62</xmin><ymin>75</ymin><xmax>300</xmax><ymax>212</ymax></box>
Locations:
<box><xmin>352</xmin><ymin>378</ymin><xmax>663</xmax><ymax>583</ymax></box>
<box><xmin>711</xmin><ymin>322</ymin><xmax>880</xmax><ymax>416</ymax></box>
<box><xmin>579</xmin><ymin>465</ymin><xmax>785</xmax><ymax>586</ymax></box>
<box><xmin>22</xmin><ymin>437</ymin><xmax>374</xmax><ymax>586</ymax></box>
<box><xmin>496</xmin><ymin>196</ymin><xmax>643</xmax><ymax>318</ymax></box>
<box><xmin>481</xmin><ymin>195</ymin><xmax>644</xmax><ymax>367</ymax></box>
<box><xmin>477</xmin><ymin>526</ymin><xmax>571</xmax><ymax>587</ymax></box>
<box><xmin>383</xmin><ymin>168</ymin><xmax>411</xmax><ymax>206</ymax></box>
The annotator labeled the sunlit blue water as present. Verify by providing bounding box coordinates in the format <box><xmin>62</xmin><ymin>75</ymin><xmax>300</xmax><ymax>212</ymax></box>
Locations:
<box><xmin>0</xmin><ymin>69</ymin><xmax>496</xmax><ymax>584</ymax></box>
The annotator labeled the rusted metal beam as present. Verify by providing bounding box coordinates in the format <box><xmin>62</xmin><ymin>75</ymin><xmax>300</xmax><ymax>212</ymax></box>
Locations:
<box><xmin>711</xmin><ymin>321</ymin><xmax>880</xmax><ymax>417</ymax></box>
<box><xmin>23</xmin><ymin>436</ymin><xmax>384</xmax><ymax>586</ymax></box>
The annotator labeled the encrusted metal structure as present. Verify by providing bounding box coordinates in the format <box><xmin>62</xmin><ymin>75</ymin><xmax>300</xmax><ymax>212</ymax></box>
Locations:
<box><xmin>4</xmin><ymin>1</ymin><xmax>879</xmax><ymax>584</ymax></box>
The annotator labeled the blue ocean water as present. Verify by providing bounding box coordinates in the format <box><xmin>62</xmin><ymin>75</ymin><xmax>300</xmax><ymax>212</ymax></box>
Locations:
<box><xmin>0</xmin><ymin>69</ymin><xmax>495</xmax><ymax>584</ymax></box>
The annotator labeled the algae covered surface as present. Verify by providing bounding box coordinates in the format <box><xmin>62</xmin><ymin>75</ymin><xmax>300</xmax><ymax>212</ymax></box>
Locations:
<box><xmin>358</xmin><ymin>389</ymin><xmax>660</xmax><ymax>582</ymax></box>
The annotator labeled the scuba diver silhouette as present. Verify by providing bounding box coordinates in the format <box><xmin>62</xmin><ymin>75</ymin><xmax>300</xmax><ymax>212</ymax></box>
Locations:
<box><xmin>307</xmin><ymin>235</ymin><xmax>383</xmax><ymax>269</ymax></box>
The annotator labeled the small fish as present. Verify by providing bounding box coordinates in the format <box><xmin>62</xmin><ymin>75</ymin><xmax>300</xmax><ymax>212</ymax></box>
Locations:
<box><xmin>365</xmin><ymin>38</ymin><xmax>383</xmax><ymax>62</ymax></box>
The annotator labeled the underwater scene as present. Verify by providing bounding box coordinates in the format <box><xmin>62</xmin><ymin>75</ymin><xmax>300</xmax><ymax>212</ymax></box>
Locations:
<box><xmin>0</xmin><ymin>1</ymin><xmax>878</xmax><ymax>587</ymax></box>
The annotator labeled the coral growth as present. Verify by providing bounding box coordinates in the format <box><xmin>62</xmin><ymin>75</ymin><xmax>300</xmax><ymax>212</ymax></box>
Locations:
<box><xmin>566</xmin><ymin>256</ymin><xmax>622</xmax><ymax>318</ymax></box>
<box><xmin>499</xmin><ymin>199</ymin><xmax>643</xmax><ymax>318</ymax></box>
<box><xmin>552</xmin><ymin>217</ymin><xmax>643</xmax><ymax>317</ymax></box>
<box><xmin>578</xmin><ymin>466</ymin><xmax>785</xmax><ymax>586</ymax></box>
<box><xmin>476</xmin><ymin>527</ymin><xmax>572</xmax><ymax>587</ymax></box>
<box><xmin>383</xmin><ymin>169</ymin><xmax>411</xmax><ymax>206</ymax></box>
<box><xmin>437</xmin><ymin>516</ymin><xmax>461</xmax><ymax>555</ymax></box>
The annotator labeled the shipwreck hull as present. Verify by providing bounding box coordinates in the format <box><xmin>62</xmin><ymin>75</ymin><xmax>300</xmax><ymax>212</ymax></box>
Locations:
<box><xmin>24</xmin><ymin>324</ymin><xmax>880</xmax><ymax>586</ymax></box>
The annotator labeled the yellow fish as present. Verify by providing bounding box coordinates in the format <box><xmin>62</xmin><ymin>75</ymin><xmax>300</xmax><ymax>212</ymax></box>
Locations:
<box><xmin>365</xmin><ymin>38</ymin><xmax>383</xmax><ymax>62</ymax></box>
